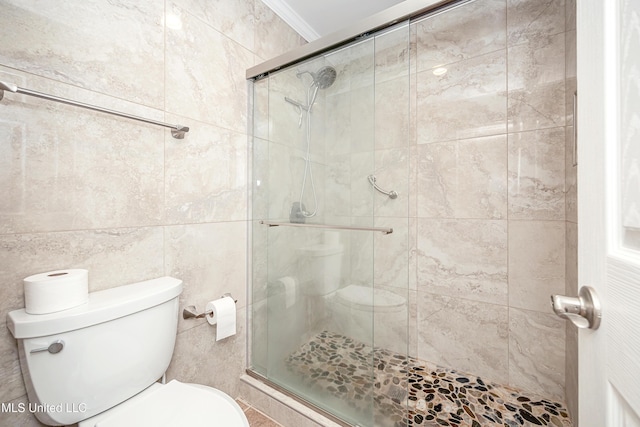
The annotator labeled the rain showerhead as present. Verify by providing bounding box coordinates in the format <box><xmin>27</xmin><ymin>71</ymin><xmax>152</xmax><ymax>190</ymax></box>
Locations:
<box><xmin>296</xmin><ymin>66</ymin><xmax>337</xmax><ymax>89</ymax></box>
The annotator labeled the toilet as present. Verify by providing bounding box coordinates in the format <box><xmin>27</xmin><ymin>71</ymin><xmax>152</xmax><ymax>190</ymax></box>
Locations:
<box><xmin>297</xmin><ymin>235</ymin><xmax>407</xmax><ymax>353</ymax></box>
<box><xmin>296</xmin><ymin>238</ymin><xmax>344</xmax><ymax>296</ymax></box>
<box><xmin>330</xmin><ymin>285</ymin><xmax>407</xmax><ymax>354</ymax></box>
<box><xmin>6</xmin><ymin>277</ymin><xmax>249</xmax><ymax>427</ymax></box>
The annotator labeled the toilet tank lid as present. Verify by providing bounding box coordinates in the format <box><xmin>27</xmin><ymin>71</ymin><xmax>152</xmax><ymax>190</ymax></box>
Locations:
<box><xmin>297</xmin><ymin>243</ymin><xmax>343</xmax><ymax>256</ymax></box>
<box><xmin>6</xmin><ymin>276</ymin><xmax>183</xmax><ymax>339</ymax></box>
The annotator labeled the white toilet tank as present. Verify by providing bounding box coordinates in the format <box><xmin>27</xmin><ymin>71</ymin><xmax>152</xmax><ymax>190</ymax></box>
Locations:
<box><xmin>6</xmin><ymin>277</ymin><xmax>182</xmax><ymax>426</ymax></box>
<box><xmin>297</xmin><ymin>242</ymin><xmax>344</xmax><ymax>295</ymax></box>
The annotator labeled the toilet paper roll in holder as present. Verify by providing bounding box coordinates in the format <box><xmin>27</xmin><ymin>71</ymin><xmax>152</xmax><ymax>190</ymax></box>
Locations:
<box><xmin>182</xmin><ymin>293</ymin><xmax>237</xmax><ymax>320</ymax></box>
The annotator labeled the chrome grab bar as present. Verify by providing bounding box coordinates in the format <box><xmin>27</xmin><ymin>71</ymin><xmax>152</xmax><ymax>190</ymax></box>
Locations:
<box><xmin>260</xmin><ymin>220</ymin><xmax>393</xmax><ymax>235</ymax></box>
<box><xmin>0</xmin><ymin>80</ymin><xmax>189</xmax><ymax>139</ymax></box>
<box><xmin>367</xmin><ymin>175</ymin><xmax>398</xmax><ymax>199</ymax></box>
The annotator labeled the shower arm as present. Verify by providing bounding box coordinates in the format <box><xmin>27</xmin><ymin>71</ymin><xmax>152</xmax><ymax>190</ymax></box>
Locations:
<box><xmin>367</xmin><ymin>175</ymin><xmax>398</xmax><ymax>199</ymax></box>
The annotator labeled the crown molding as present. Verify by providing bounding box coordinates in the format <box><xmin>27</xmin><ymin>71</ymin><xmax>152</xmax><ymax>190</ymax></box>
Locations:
<box><xmin>260</xmin><ymin>0</ymin><xmax>321</xmax><ymax>41</ymax></box>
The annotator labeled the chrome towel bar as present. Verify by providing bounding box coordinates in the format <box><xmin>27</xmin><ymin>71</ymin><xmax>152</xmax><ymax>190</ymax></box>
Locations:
<box><xmin>260</xmin><ymin>220</ymin><xmax>393</xmax><ymax>235</ymax></box>
<box><xmin>0</xmin><ymin>80</ymin><xmax>189</xmax><ymax>139</ymax></box>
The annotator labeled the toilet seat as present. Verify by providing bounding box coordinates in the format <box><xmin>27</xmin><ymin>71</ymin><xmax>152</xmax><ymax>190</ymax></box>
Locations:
<box><xmin>335</xmin><ymin>285</ymin><xmax>406</xmax><ymax>313</ymax></box>
<box><xmin>79</xmin><ymin>380</ymin><xmax>249</xmax><ymax>427</ymax></box>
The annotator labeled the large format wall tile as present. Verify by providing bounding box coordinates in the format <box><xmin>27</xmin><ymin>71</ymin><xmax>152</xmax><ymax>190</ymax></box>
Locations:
<box><xmin>508</xmin><ymin>128</ymin><xmax>566</xmax><ymax>220</ymax></box>
<box><xmin>0</xmin><ymin>327</ymin><xmax>24</xmax><ymax>404</ymax></box>
<box><xmin>350</xmin><ymin>151</ymin><xmax>376</xmax><ymax>218</ymax></box>
<box><xmin>165</xmin><ymin>222</ymin><xmax>247</xmax><ymax>334</ymax></box>
<box><xmin>415</xmin><ymin>0</ymin><xmax>506</xmax><ymax>72</ymax></box>
<box><xmin>0</xmin><ymin>0</ymin><xmax>164</xmax><ymax>108</ymax></box>
<box><xmin>254</xmin><ymin>0</ymin><xmax>307</xmax><ymax>61</ymax></box>
<box><xmin>373</xmin><ymin>148</ymin><xmax>409</xmax><ymax>218</ymax></box>
<box><xmin>374</xmin><ymin>76</ymin><xmax>410</xmax><ymax>150</ymax></box>
<box><xmin>166</xmin><ymin>8</ymin><xmax>254</xmax><ymax>133</ymax></box>
<box><xmin>170</xmin><ymin>0</ymin><xmax>255</xmax><ymax>51</ymax></box>
<box><xmin>417</xmin><ymin>293</ymin><xmax>509</xmax><ymax>384</ymax></box>
<box><xmin>168</xmin><ymin>308</ymin><xmax>247</xmax><ymax>399</ymax></box>
<box><xmin>325</xmin><ymin>153</ymin><xmax>352</xmax><ymax>218</ymax></box>
<box><xmin>416</xmin><ymin>50</ymin><xmax>507</xmax><ymax>144</ymax></box>
<box><xmin>0</xmin><ymin>70</ymin><xmax>165</xmax><ymax>234</ymax></box>
<box><xmin>374</xmin><ymin>217</ymin><xmax>409</xmax><ymax>290</ymax></box>
<box><xmin>509</xmin><ymin>308</ymin><xmax>565</xmax><ymax>400</ymax></box>
<box><xmin>254</xmin><ymin>0</ymin><xmax>307</xmax><ymax>62</ymax></box>
<box><xmin>508</xmin><ymin>220</ymin><xmax>565</xmax><ymax>312</ymax></box>
<box><xmin>267</xmin><ymin>142</ymin><xmax>316</xmax><ymax>220</ymax></box>
<box><xmin>165</xmin><ymin>115</ymin><xmax>248</xmax><ymax>224</ymax></box>
<box><xmin>417</xmin><ymin>135</ymin><xmax>507</xmax><ymax>219</ymax></box>
<box><xmin>0</xmin><ymin>227</ymin><xmax>164</xmax><ymax>315</ymax></box>
<box><xmin>508</xmin><ymin>33</ymin><xmax>565</xmax><ymax>132</ymax></box>
<box><xmin>416</xmin><ymin>219</ymin><xmax>508</xmax><ymax>305</ymax></box>
<box><xmin>507</xmin><ymin>0</ymin><xmax>566</xmax><ymax>47</ymax></box>
<box><xmin>374</xmin><ymin>22</ymin><xmax>411</xmax><ymax>84</ymax></box>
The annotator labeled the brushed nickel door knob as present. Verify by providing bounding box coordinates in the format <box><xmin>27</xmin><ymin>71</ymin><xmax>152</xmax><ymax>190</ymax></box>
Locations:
<box><xmin>550</xmin><ymin>286</ymin><xmax>602</xmax><ymax>330</ymax></box>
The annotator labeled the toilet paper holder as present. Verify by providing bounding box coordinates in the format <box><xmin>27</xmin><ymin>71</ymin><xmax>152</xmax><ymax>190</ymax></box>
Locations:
<box><xmin>182</xmin><ymin>293</ymin><xmax>237</xmax><ymax>320</ymax></box>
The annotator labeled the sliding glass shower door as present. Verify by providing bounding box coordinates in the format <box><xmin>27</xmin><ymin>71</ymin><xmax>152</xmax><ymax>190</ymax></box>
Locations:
<box><xmin>249</xmin><ymin>22</ymin><xmax>410</xmax><ymax>427</ymax></box>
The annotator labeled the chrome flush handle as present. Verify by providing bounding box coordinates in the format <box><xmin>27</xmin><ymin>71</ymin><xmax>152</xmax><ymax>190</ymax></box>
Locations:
<box><xmin>30</xmin><ymin>340</ymin><xmax>65</xmax><ymax>354</ymax></box>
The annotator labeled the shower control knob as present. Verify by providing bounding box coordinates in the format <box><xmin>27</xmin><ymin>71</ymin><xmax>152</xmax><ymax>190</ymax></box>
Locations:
<box><xmin>30</xmin><ymin>340</ymin><xmax>65</xmax><ymax>354</ymax></box>
<box><xmin>550</xmin><ymin>286</ymin><xmax>601</xmax><ymax>330</ymax></box>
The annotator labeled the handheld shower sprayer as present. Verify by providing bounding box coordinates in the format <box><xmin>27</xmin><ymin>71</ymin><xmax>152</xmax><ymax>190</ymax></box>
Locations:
<box><xmin>296</xmin><ymin>66</ymin><xmax>337</xmax><ymax>89</ymax></box>
<box><xmin>285</xmin><ymin>65</ymin><xmax>338</xmax><ymax>221</ymax></box>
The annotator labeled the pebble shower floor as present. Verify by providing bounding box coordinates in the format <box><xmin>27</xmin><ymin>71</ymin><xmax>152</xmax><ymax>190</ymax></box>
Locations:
<box><xmin>286</xmin><ymin>331</ymin><xmax>572</xmax><ymax>427</ymax></box>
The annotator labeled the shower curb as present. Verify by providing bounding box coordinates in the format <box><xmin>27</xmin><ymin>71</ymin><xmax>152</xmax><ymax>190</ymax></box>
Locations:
<box><xmin>239</xmin><ymin>373</ymin><xmax>348</xmax><ymax>427</ymax></box>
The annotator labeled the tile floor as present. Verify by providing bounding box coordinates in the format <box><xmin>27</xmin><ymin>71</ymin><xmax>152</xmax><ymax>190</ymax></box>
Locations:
<box><xmin>236</xmin><ymin>398</ymin><xmax>284</xmax><ymax>427</ymax></box>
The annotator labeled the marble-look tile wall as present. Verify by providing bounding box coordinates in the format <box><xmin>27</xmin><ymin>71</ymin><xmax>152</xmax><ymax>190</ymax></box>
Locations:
<box><xmin>411</xmin><ymin>0</ymin><xmax>573</xmax><ymax>402</ymax></box>
<box><xmin>0</xmin><ymin>0</ymin><xmax>305</xmax><ymax>425</ymax></box>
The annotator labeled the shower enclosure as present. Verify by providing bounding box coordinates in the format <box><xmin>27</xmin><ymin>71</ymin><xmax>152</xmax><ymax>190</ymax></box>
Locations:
<box><xmin>248</xmin><ymin>0</ymin><xmax>576</xmax><ymax>426</ymax></box>
<box><xmin>249</xmin><ymin>19</ymin><xmax>411</xmax><ymax>426</ymax></box>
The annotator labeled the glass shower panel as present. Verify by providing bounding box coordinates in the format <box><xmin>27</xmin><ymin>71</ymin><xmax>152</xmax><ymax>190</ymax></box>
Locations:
<box><xmin>250</xmin><ymin>21</ymin><xmax>410</xmax><ymax>427</ymax></box>
<box><xmin>250</xmin><ymin>75</ymin><xmax>270</xmax><ymax>377</ymax></box>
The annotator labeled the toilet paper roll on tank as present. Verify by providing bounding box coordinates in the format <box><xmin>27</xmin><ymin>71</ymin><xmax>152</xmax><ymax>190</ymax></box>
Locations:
<box><xmin>23</xmin><ymin>269</ymin><xmax>89</xmax><ymax>314</ymax></box>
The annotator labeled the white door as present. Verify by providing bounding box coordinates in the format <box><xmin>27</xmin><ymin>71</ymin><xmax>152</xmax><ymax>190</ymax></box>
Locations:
<box><xmin>577</xmin><ymin>1</ymin><xmax>640</xmax><ymax>426</ymax></box>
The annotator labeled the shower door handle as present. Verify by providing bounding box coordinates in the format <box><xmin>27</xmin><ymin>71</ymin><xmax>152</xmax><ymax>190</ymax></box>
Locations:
<box><xmin>550</xmin><ymin>286</ymin><xmax>601</xmax><ymax>330</ymax></box>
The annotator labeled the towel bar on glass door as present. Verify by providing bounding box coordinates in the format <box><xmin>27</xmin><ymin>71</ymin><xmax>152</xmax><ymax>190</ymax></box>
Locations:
<box><xmin>260</xmin><ymin>220</ymin><xmax>393</xmax><ymax>235</ymax></box>
<box><xmin>0</xmin><ymin>80</ymin><xmax>189</xmax><ymax>139</ymax></box>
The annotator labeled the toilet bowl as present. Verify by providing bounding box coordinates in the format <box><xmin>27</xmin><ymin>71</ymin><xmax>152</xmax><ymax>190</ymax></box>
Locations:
<box><xmin>6</xmin><ymin>277</ymin><xmax>248</xmax><ymax>427</ymax></box>
<box><xmin>329</xmin><ymin>284</ymin><xmax>407</xmax><ymax>354</ymax></box>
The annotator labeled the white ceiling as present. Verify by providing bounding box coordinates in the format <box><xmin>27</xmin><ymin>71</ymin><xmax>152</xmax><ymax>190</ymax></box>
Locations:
<box><xmin>261</xmin><ymin>0</ymin><xmax>407</xmax><ymax>41</ymax></box>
